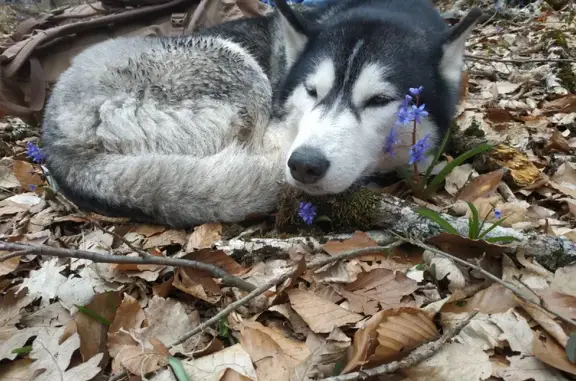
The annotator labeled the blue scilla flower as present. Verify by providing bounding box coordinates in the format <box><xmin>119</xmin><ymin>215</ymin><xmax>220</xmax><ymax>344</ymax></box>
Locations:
<box><xmin>385</xmin><ymin>126</ymin><xmax>400</xmax><ymax>156</ymax></box>
<box><xmin>26</xmin><ymin>142</ymin><xmax>46</xmax><ymax>164</ymax></box>
<box><xmin>298</xmin><ymin>201</ymin><xmax>317</xmax><ymax>225</ymax></box>
<box><xmin>409</xmin><ymin>86</ymin><xmax>424</xmax><ymax>97</ymax></box>
<box><xmin>411</xmin><ymin>104</ymin><xmax>429</xmax><ymax>124</ymax></box>
<box><xmin>494</xmin><ymin>209</ymin><xmax>502</xmax><ymax>219</ymax></box>
<box><xmin>409</xmin><ymin>133</ymin><xmax>431</xmax><ymax>165</ymax></box>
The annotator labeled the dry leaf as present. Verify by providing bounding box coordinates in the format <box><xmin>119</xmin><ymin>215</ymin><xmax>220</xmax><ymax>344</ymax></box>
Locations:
<box><xmin>457</xmin><ymin>169</ymin><xmax>505</xmax><ymax>202</ymax></box>
<box><xmin>18</xmin><ymin>258</ymin><xmax>67</xmax><ymax>307</ymax></box>
<box><xmin>29</xmin><ymin>326</ymin><xmax>104</xmax><ymax>381</ymax></box>
<box><xmin>172</xmin><ymin>266</ymin><xmax>222</xmax><ymax>304</ymax></box>
<box><xmin>549</xmin><ymin>162</ymin><xmax>576</xmax><ymax>199</ymax></box>
<box><xmin>500</xmin><ymin>355</ymin><xmax>570</xmax><ymax>381</ymax></box>
<box><xmin>401</xmin><ymin>342</ymin><xmax>491</xmax><ymax>381</ymax></box>
<box><xmin>541</xmin><ymin>94</ymin><xmax>576</xmax><ymax>115</ymax></box>
<box><xmin>290</xmin><ymin>328</ymin><xmax>350</xmax><ymax>381</ymax></box>
<box><xmin>143</xmin><ymin>229</ymin><xmax>187</xmax><ymax>249</ymax></box>
<box><xmin>0</xmin><ymin>358</ymin><xmax>32</xmax><ymax>381</ymax></box>
<box><xmin>287</xmin><ymin>289</ymin><xmax>363</xmax><ymax>333</ymax></box>
<box><xmin>186</xmin><ymin>223</ymin><xmax>222</xmax><ymax>251</ymax></box>
<box><xmin>342</xmin><ymin>308</ymin><xmax>437</xmax><ymax>373</ymax></box>
<box><xmin>489</xmin><ymin>144</ymin><xmax>542</xmax><ymax>187</ymax></box>
<box><xmin>322</xmin><ymin>231</ymin><xmax>387</xmax><ymax>261</ymax></box>
<box><xmin>441</xmin><ymin>284</ymin><xmax>518</xmax><ymax>314</ymax></box>
<box><xmin>444</xmin><ymin>164</ymin><xmax>475</xmax><ymax>196</ymax></box>
<box><xmin>485</xmin><ymin>108</ymin><xmax>514</xmax><ymax>125</ymax></box>
<box><xmin>240</xmin><ymin>321</ymin><xmax>309</xmax><ymax>365</ymax></box>
<box><xmin>240</xmin><ymin>327</ymin><xmax>292</xmax><ymax>381</ymax></box>
<box><xmin>11</xmin><ymin>160</ymin><xmax>45</xmax><ymax>193</ymax></box>
<box><xmin>533</xmin><ymin>331</ymin><xmax>576</xmax><ymax>376</ymax></box>
<box><xmin>440</xmin><ymin>311</ymin><xmax>506</xmax><ymax>352</ymax></box>
<box><xmin>183</xmin><ymin>249</ymin><xmax>249</xmax><ymax>276</ymax></box>
<box><xmin>545</xmin><ymin>130</ymin><xmax>572</xmax><ymax>154</ymax></box>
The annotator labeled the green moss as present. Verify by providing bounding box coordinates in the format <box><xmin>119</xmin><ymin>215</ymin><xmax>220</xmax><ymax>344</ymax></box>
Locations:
<box><xmin>274</xmin><ymin>186</ymin><xmax>381</xmax><ymax>234</ymax></box>
<box><xmin>464</xmin><ymin>117</ymin><xmax>485</xmax><ymax>138</ymax></box>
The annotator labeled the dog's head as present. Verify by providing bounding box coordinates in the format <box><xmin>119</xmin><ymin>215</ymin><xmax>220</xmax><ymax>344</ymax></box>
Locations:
<box><xmin>275</xmin><ymin>0</ymin><xmax>482</xmax><ymax>195</ymax></box>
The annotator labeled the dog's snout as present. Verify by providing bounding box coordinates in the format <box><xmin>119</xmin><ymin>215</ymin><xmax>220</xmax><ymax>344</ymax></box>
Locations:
<box><xmin>287</xmin><ymin>146</ymin><xmax>330</xmax><ymax>185</ymax></box>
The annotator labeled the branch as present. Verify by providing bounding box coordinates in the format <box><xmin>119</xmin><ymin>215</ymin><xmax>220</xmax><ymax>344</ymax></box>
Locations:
<box><xmin>318</xmin><ymin>310</ymin><xmax>479</xmax><ymax>381</ymax></box>
<box><xmin>375</xmin><ymin>194</ymin><xmax>576</xmax><ymax>268</ymax></box>
<box><xmin>0</xmin><ymin>241</ymin><xmax>256</xmax><ymax>292</ymax></box>
<box><xmin>108</xmin><ymin>241</ymin><xmax>401</xmax><ymax>381</ymax></box>
<box><xmin>465</xmin><ymin>54</ymin><xmax>576</xmax><ymax>63</ymax></box>
<box><xmin>405</xmin><ymin>237</ymin><xmax>576</xmax><ymax>328</ymax></box>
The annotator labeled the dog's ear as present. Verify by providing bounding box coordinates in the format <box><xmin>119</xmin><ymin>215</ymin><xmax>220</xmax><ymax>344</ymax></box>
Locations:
<box><xmin>275</xmin><ymin>0</ymin><xmax>313</xmax><ymax>65</ymax></box>
<box><xmin>439</xmin><ymin>8</ymin><xmax>483</xmax><ymax>87</ymax></box>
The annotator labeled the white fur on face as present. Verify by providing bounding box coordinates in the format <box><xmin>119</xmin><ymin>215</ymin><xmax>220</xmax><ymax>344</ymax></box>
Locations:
<box><xmin>284</xmin><ymin>60</ymin><xmax>439</xmax><ymax>195</ymax></box>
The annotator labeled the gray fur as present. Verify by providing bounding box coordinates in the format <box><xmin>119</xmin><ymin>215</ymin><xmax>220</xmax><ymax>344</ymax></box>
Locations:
<box><xmin>41</xmin><ymin>0</ymin><xmax>482</xmax><ymax>228</ymax></box>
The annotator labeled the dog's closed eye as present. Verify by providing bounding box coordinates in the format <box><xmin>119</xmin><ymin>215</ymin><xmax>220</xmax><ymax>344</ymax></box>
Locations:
<box><xmin>363</xmin><ymin>94</ymin><xmax>391</xmax><ymax>108</ymax></box>
<box><xmin>304</xmin><ymin>85</ymin><xmax>318</xmax><ymax>98</ymax></box>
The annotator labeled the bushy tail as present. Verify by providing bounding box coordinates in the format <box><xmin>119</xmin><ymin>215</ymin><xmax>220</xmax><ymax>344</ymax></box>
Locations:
<box><xmin>45</xmin><ymin>141</ymin><xmax>287</xmax><ymax>228</ymax></box>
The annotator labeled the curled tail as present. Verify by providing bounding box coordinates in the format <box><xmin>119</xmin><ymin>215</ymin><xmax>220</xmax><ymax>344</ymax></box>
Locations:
<box><xmin>44</xmin><ymin>141</ymin><xmax>286</xmax><ymax>228</ymax></box>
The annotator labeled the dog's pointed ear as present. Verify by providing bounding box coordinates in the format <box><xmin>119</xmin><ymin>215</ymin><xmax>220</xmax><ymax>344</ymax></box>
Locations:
<box><xmin>275</xmin><ymin>0</ymin><xmax>313</xmax><ymax>65</ymax></box>
<box><xmin>439</xmin><ymin>8</ymin><xmax>483</xmax><ymax>86</ymax></box>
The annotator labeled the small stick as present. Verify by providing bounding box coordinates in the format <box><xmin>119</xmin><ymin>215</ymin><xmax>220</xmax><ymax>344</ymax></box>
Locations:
<box><xmin>0</xmin><ymin>241</ymin><xmax>256</xmax><ymax>292</ymax></box>
<box><xmin>317</xmin><ymin>311</ymin><xmax>479</xmax><ymax>381</ymax></box>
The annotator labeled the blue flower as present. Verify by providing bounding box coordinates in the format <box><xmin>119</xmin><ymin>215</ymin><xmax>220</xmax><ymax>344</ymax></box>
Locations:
<box><xmin>494</xmin><ymin>209</ymin><xmax>502</xmax><ymax>219</ymax></box>
<box><xmin>395</xmin><ymin>96</ymin><xmax>415</xmax><ymax>125</ymax></box>
<box><xmin>411</xmin><ymin>104</ymin><xmax>429</xmax><ymax>124</ymax></box>
<box><xmin>298</xmin><ymin>201</ymin><xmax>317</xmax><ymax>225</ymax></box>
<box><xmin>409</xmin><ymin>86</ymin><xmax>424</xmax><ymax>97</ymax></box>
<box><xmin>26</xmin><ymin>142</ymin><xmax>46</xmax><ymax>164</ymax></box>
<box><xmin>409</xmin><ymin>133</ymin><xmax>431</xmax><ymax>165</ymax></box>
<box><xmin>29</xmin><ymin>185</ymin><xmax>37</xmax><ymax>191</ymax></box>
<box><xmin>385</xmin><ymin>126</ymin><xmax>400</xmax><ymax>156</ymax></box>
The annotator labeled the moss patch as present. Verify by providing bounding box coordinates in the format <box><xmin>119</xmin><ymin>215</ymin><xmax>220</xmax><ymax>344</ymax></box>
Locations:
<box><xmin>274</xmin><ymin>186</ymin><xmax>381</xmax><ymax>234</ymax></box>
<box><xmin>541</xmin><ymin>30</ymin><xmax>576</xmax><ymax>93</ymax></box>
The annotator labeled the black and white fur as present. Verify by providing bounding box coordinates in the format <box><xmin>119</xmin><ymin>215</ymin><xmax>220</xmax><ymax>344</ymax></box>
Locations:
<box><xmin>41</xmin><ymin>0</ymin><xmax>482</xmax><ymax>228</ymax></box>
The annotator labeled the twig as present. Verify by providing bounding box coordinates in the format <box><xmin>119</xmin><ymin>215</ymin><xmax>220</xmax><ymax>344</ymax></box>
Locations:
<box><xmin>465</xmin><ymin>54</ymin><xmax>576</xmax><ymax>63</ymax></box>
<box><xmin>402</xmin><ymin>236</ymin><xmax>576</xmax><ymax>328</ymax></box>
<box><xmin>108</xmin><ymin>241</ymin><xmax>400</xmax><ymax>381</ymax></box>
<box><xmin>108</xmin><ymin>268</ymin><xmax>296</xmax><ymax>381</ymax></box>
<box><xmin>317</xmin><ymin>310</ymin><xmax>479</xmax><ymax>381</ymax></box>
<box><xmin>0</xmin><ymin>241</ymin><xmax>256</xmax><ymax>292</ymax></box>
<box><xmin>309</xmin><ymin>241</ymin><xmax>404</xmax><ymax>269</ymax></box>
<box><xmin>54</xmin><ymin>193</ymin><xmax>152</xmax><ymax>258</ymax></box>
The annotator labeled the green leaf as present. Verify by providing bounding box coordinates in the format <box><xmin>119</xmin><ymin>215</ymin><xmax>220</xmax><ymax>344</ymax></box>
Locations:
<box><xmin>483</xmin><ymin>236</ymin><xmax>520</xmax><ymax>243</ymax></box>
<box><xmin>477</xmin><ymin>216</ymin><xmax>509</xmax><ymax>239</ymax></box>
<box><xmin>11</xmin><ymin>345</ymin><xmax>32</xmax><ymax>355</ymax></box>
<box><xmin>466</xmin><ymin>201</ymin><xmax>480</xmax><ymax>239</ymax></box>
<box><xmin>168</xmin><ymin>356</ymin><xmax>190</xmax><ymax>381</ymax></box>
<box><xmin>424</xmin><ymin>127</ymin><xmax>451</xmax><ymax>180</ymax></box>
<box><xmin>218</xmin><ymin>318</ymin><xmax>229</xmax><ymax>338</ymax></box>
<box><xmin>415</xmin><ymin>263</ymin><xmax>426</xmax><ymax>271</ymax></box>
<box><xmin>314</xmin><ymin>215</ymin><xmax>332</xmax><ymax>223</ymax></box>
<box><xmin>423</xmin><ymin>143</ymin><xmax>494</xmax><ymax>198</ymax></box>
<box><xmin>75</xmin><ymin>304</ymin><xmax>111</xmax><ymax>327</ymax></box>
<box><xmin>416</xmin><ymin>208</ymin><xmax>460</xmax><ymax>235</ymax></box>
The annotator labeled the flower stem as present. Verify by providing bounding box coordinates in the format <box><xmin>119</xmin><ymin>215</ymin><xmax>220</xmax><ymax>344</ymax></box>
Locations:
<box><xmin>412</xmin><ymin>96</ymin><xmax>420</xmax><ymax>185</ymax></box>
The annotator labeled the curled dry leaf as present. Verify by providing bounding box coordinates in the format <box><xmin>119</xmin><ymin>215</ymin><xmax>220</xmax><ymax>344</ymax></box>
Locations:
<box><xmin>287</xmin><ymin>289</ymin><xmax>363</xmax><ymax>334</ymax></box>
<box><xmin>549</xmin><ymin>162</ymin><xmax>576</xmax><ymax>199</ymax></box>
<box><xmin>423</xmin><ymin>250</ymin><xmax>466</xmax><ymax>291</ymax></box>
<box><xmin>441</xmin><ymin>284</ymin><xmax>518</xmax><ymax>314</ymax></box>
<box><xmin>545</xmin><ymin>130</ymin><xmax>572</xmax><ymax>154</ymax></box>
<box><xmin>290</xmin><ymin>327</ymin><xmax>350</xmax><ymax>381</ymax></box>
<box><xmin>489</xmin><ymin>144</ymin><xmax>542</xmax><ymax>187</ymax></box>
<box><xmin>172</xmin><ymin>266</ymin><xmax>222</xmax><ymax>304</ymax></box>
<box><xmin>444</xmin><ymin>163</ymin><xmax>475</xmax><ymax>196</ymax></box>
<box><xmin>11</xmin><ymin>159</ymin><xmax>45</xmax><ymax>193</ymax></box>
<box><xmin>342</xmin><ymin>307</ymin><xmax>437</xmax><ymax>374</ymax></box>
<box><xmin>440</xmin><ymin>311</ymin><xmax>507</xmax><ymax>352</ymax></box>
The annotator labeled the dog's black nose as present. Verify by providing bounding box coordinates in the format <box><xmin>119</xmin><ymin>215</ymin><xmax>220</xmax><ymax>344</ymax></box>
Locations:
<box><xmin>287</xmin><ymin>146</ymin><xmax>330</xmax><ymax>184</ymax></box>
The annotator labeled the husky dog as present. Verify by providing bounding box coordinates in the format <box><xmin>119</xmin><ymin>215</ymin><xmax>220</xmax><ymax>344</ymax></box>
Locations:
<box><xmin>41</xmin><ymin>0</ymin><xmax>482</xmax><ymax>228</ymax></box>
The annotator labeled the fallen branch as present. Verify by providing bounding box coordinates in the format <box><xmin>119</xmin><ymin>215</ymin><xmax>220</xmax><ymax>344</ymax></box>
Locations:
<box><xmin>108</xmin><ymin>241</ymin><xmax>400</xmax><ymax>381</ymax></box>
<box><xmin>465</xmin><ymin>54</ymin><xmax>576</xmax><ymax>63</ymax></box>
<box><xmin>0</xmin><ymin>241</ymin><xmax>256</xmax><ymax>292</ymax></box>
<box><xmin>405</xmin><ymin>237</ymin><xmax>576</xmax><ymax>328</ymax></box>
<box><xmin>375</xmin><ymin>194</ymin><xmax>576</xmax><ymax>267</ymax></box>
<box><xmin>318</xmin><ymin>310</ymin><xmax>479</xmax><ymax>381</ymax></box>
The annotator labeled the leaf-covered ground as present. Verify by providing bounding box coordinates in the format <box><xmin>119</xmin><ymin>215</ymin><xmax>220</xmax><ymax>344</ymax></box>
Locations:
<box><xmin>1</xmin><ymin>0</ymin><xmax>576</xmax><ymax>380</ymax></box>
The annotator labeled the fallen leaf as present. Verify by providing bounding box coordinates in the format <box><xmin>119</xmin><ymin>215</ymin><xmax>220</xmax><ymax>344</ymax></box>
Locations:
<box><xmin>183</xmin><ymin>249</ymin><xmax>249</xmax><ymax>276</ymax></box>
<box><xmin>18</xmin><ymin>258</ymin><xmax>67</xmax><ymax>307</ymax></box>
<box><xmin>290</xmin><ymin>327</ymin><xmax>350</xmax><ymax>381</ymax></box>
<box><xmin>545</xmin><ymin>129</ymin><xmax>572</xmax><ymax>154</ymax></box>
<box><xmin>11</xmin><ymin>160</ymin><xmax>45</xmax><ymax>193</ymax></box>
<box><xmin>440</xmin><ymin>311</ymin><xmax>507</xmax><ymax>352</ymax></box>
<box><xmin>533</xmin><ymin>330</ymin><xmax>576</xmax><ymax>376</ymax></box>
<box><xmin>322</xmin><ymin>231</ymin><xmax>387</xmax><ymax>261</ymax></box>
<box><xmin>441</xmin><ymin>284</ymin><xmax>518</xmax><ymax>314</ymax></box>
<box><xmin>444</xmin><ymin>164</ymin><xmax>475</xmax><ymax>196</ymax></box>
<box><xmin>401</xmin><ymin>342</ymin><xmax>492</xmax><ymax>381</ymax></box>
<box><xmin>500</xmin><ymin>355</ymin><xmax>570</xmax><ymax>381</ymax></box>
<box><xmin>541</xmin><ymin>94</ymin><xmax>576</xmax><ymax>115</ymax></box>
<box><xmin>240</xmin><ymin>327</ymin><xmax>292</xmax><ymax>381</ymax></box>
<box><xmin>287</xmin><ymin>289</ymin><xmax>363</xmax><ymax>333</ymax></box>
<box><xmin>457</xmin><ymin>169</ymin><xmax>505</xmax><ymax>202</ymax></box>
<box><xmin>186</xmin><ymin>223</ymin><xmax>222</xmax><ymax>251</ymax></box>
<box><xmin>143</xmin><ymin>229</ymin><xmax>187</xmax><ymax>249</ymax></box>
<box><xmin>0</xmin><ymin>358</ymin><xmax>32</xmax><ymax>381</ymax></box>
<box><xmin>172</xmin><ymin>266</ymin><xmax>222</xmax><ymax>304</ymax></box>
<box><xmin>485</xmin><ymin>108</ymin><xmax>514</xmax><ymax>126</ymax></box>
<box><xmin>489</xmin><ymin>144</ymin><xmax>542</xmax><ymax>187</ymax></box>
<box><xmin>29</xmin><ymin>327</ymin><xmax>104</xmax><ymax>381</ymax></box>
<box><xmin>423</xmin><ymin>250</ymin><xmax>466</xmax><ymax>291</ymax></box>
<box><xmin>549</xmin><ymin>162</ymin><xmax>576</xmax><ymax>199</ymax></box>
<box><xmin>342</xmin><ymin>308</ymin><xmax>437</xmax><ymax>373</ymax></box>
